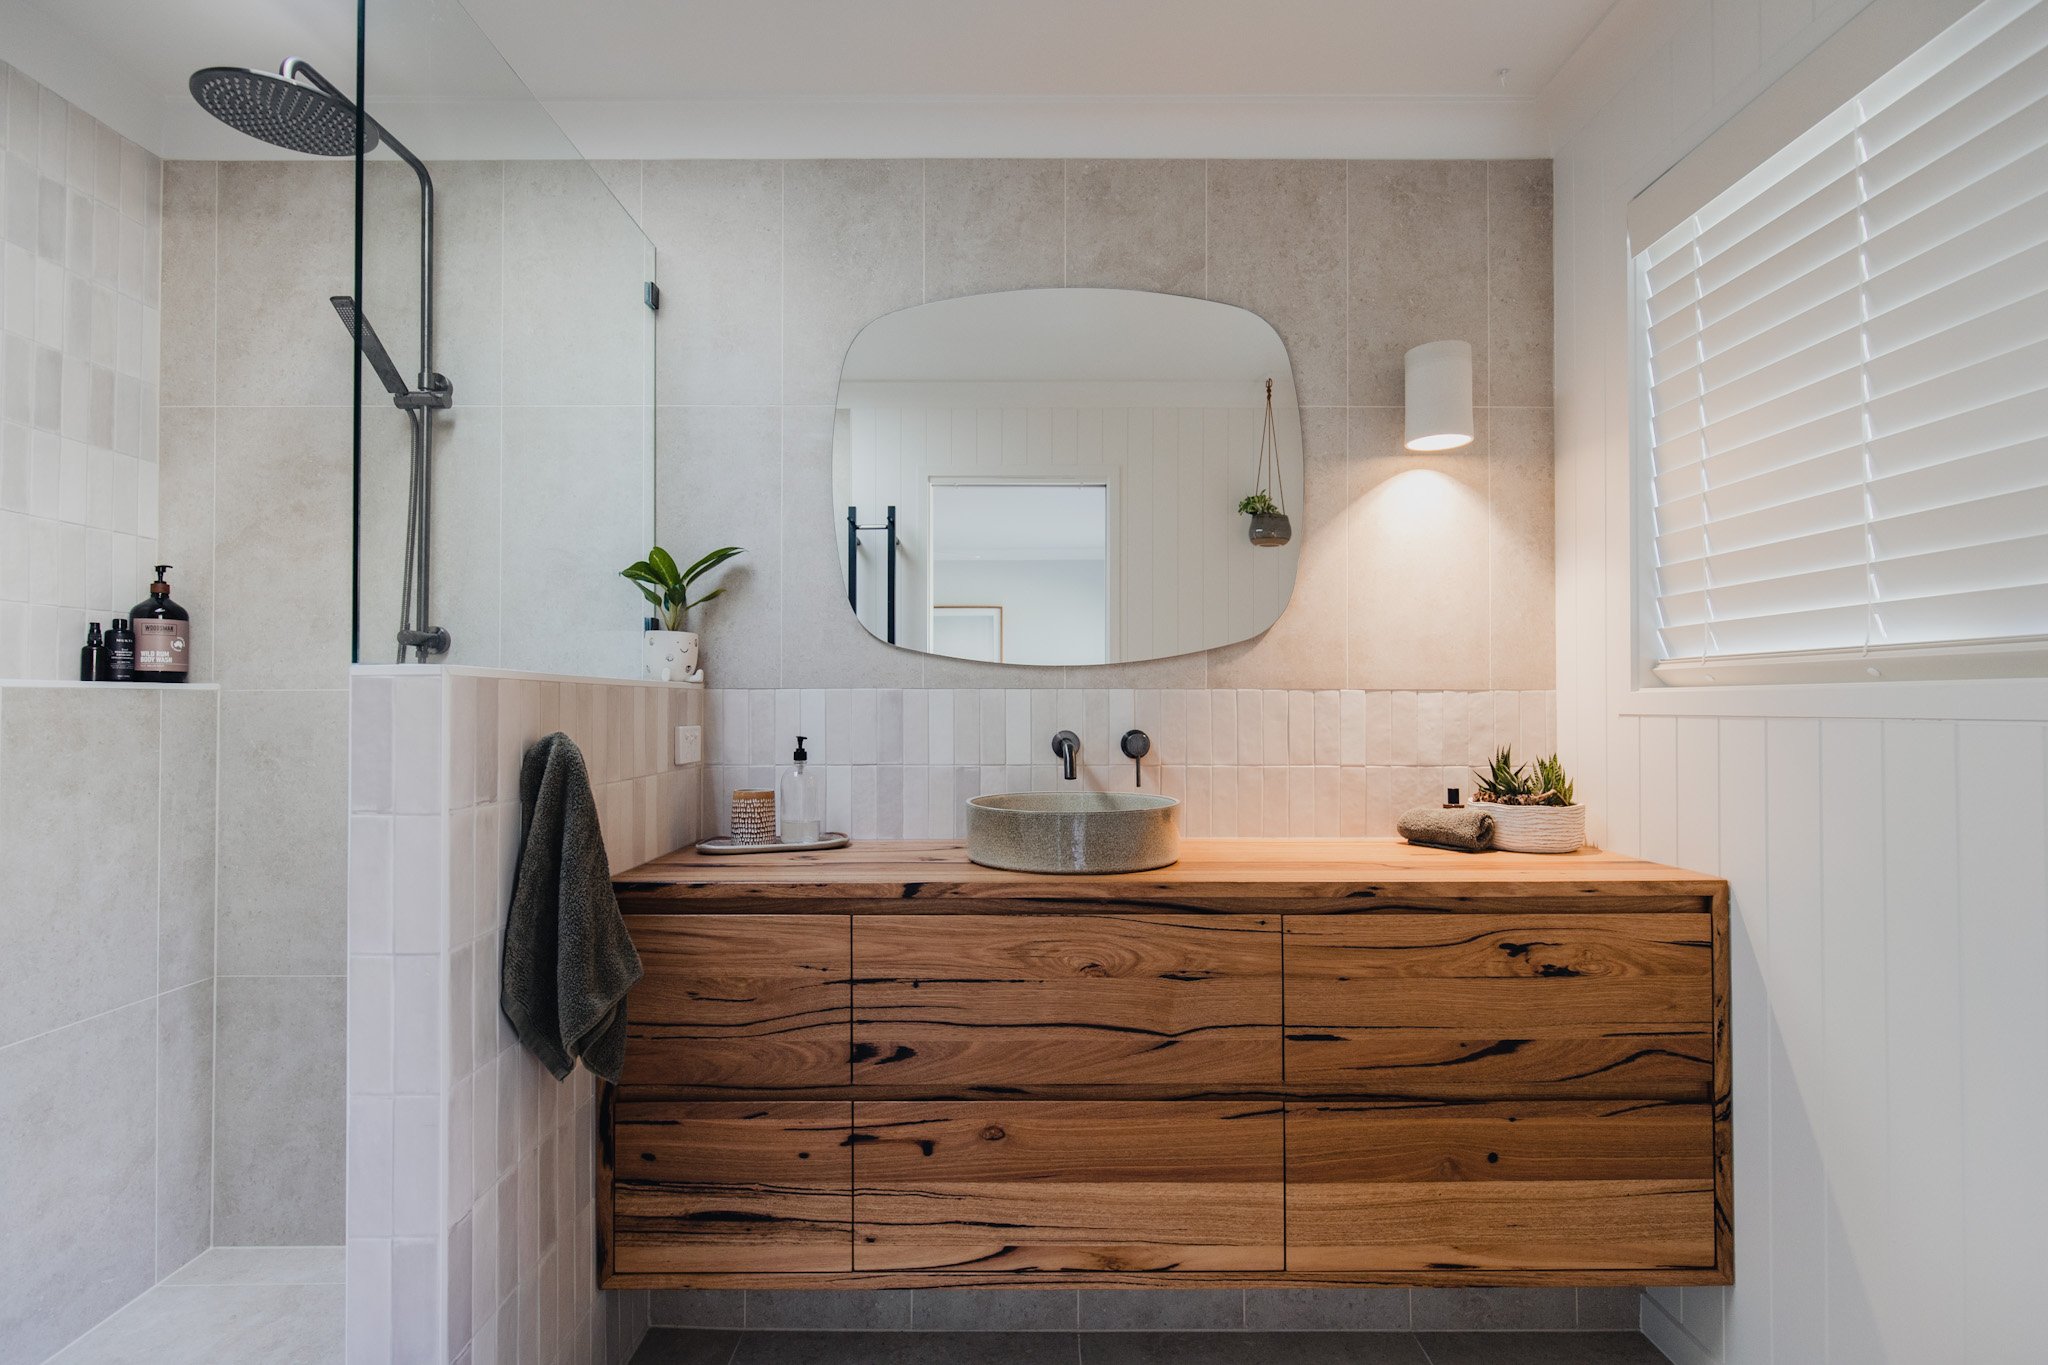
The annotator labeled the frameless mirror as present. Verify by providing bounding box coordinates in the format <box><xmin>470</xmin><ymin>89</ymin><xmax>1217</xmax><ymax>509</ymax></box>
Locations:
<box><xmin>834</xmin><ymin>288</ymin><xmax>1303</xmax><ymax>666</ymax></box>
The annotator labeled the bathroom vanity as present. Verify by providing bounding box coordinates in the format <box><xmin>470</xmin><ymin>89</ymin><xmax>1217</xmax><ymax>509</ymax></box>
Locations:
<box><xmin>600</xmin><ymin>840</ymin><xmax>1731</xmax><ymax>1289</ymax></box>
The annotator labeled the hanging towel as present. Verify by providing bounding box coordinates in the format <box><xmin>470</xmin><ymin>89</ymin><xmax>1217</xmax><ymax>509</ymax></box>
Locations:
<box><xmin>501</xmin><ymin>732</ymin><xmax>643</xmax><ymax>1083</ymax></box>
<box><xmin>1397</xmin><ymin>805</ymin><xmax>1495</xmax><ymax>853</ymax></box>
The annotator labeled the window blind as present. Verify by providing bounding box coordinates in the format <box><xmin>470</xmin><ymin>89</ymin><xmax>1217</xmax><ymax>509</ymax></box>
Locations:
<box><xmin>1637</xmin><ymin>0</ymin><xmax>2048</xmax><ymax>683</ymax></box>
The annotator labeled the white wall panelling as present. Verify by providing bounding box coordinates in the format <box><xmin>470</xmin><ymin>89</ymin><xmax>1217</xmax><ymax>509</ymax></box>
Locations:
<box><xmin>1546</xmin><ymin>0</ymin><xmax>2048</xmax><ymax>1360</ymax></box>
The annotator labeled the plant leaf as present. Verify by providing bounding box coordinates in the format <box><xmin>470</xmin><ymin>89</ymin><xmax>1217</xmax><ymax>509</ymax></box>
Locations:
<box><xmin>678</xmin><ymin>545</ymin><xmax>745</xmax><ymax>587</ymax></box>
<box><xmin>647</xmin><ymin>546</ymin><xmax>682</xmax><ymax>585</ymax></box>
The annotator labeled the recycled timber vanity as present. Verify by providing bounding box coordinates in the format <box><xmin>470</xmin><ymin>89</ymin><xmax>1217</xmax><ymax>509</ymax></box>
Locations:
<box><xmin>601</xmin><ymin>839</ymin><xmax>1732</xmax><ymax>1289</ymax></box>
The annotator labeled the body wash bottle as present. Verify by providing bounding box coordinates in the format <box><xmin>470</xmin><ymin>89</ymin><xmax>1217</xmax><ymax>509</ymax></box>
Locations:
<box><xmin>130</xmin><ymin>565</ymin><xmax>190</xmax><ymax>683</ymax></box>
<box><xmin>777</xmin><ymin>736</ymin><xmax>821</xmax><ymax>844</ymax></box>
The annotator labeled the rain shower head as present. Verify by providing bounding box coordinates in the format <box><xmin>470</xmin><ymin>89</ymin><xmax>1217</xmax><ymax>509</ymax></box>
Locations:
<box><xmin>331</xmin><ymin>296</ymin><xmax>409</xmax><ymax>399</ymax></box>
<box><xmin>189</xmin><ymin>65</ymin><xmax>378</xmax><ymax>157</ymax></box>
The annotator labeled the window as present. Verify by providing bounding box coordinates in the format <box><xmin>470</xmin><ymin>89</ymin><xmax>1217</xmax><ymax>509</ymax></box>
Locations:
<box><xmin>1636</xmin><ymin>0</ymin><xmax>2048</xmax><ymax>685</ymax></box>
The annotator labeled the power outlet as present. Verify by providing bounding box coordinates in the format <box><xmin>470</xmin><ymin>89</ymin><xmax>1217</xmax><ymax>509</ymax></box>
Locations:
<box><xmin>673</xmin><ymin>725</ymin><xmax>703</xmax><ymax>766</ymax></box>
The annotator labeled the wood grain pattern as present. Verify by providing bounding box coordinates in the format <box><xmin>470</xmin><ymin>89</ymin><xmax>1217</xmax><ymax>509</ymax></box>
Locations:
<box><xmin>1286</xmin><ymin>914</ymin><xmax>1715</xmax><ymax>1098</ymax></box>
<box><xmin>613</xmin><ymin>839</ymin><xmax>1725</xmax><ymax>914</ymax></box>
<box><xmin>620</xmin><ymin>914</ymin><xmax>850</xmax><ymax>1092</ymax></box>
<box><xmin>851</xmin><ymin>915</ymin><xmax>1280</xmax><ymax>1089</ymax></box>
<box><xmin>850</xmin><ymin>1101</ymin><xmax>1283</xmax><ymax>1272</ymax></box>
<box><xmin>610</xmin><ymin>1100</ymin><xmax>852</xmax><ymax>1273</ymax></box>
<box><xmin>1288</xmin><ymin>1100</ymin><xmax>1717</xmax><ymax>1272</ymax></box>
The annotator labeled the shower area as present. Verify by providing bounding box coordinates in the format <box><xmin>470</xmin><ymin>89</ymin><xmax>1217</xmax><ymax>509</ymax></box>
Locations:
<box><xmin>1</xmin><ymin>0</ymin><xmax>656</xmax><ymax>1361</ymax></box>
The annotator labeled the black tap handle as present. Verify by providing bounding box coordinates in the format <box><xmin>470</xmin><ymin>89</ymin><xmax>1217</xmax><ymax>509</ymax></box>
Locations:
<box><xmin>1120</xmin><ymin>730</ymin><xmax>1151</xmax><ymax>787</ymax></box>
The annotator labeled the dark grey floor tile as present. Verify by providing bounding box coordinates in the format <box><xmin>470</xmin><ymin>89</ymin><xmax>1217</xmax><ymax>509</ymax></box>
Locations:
<box><xmin>745</xmin><ymin>1291</ymin><xmax>914</xmax><ymax>1331</ymax></box>
<box><xmin>1081</xmin><ymin>1331</ymin><xmax>1428</xmax><ymax>1364</ymax></box>
<box><xmin>1412</xmin><ymin>1289</ymin><xmax>1577</xmax><ymax>1331</ymax></box>
<box><xmin>630</xmin><ymin>1328</ymin><xmax>743</xmax><ymax>1365</ymax></box>
<box><xmin>1078</xmin><ymin>1289</ymin><xmax>1244</xmax><ymax>1330</ymax></box>
<box><xmin>1413</xmin><ymin>1332</ymin><xmax>1673</xmax><ymax>1365</ymax></box>
<box><xmin>1574</xmin><ymin>1290</ymin><xmax>1644</xmax><ymax>1330</ymax></box>
<box><xmin>912</xmin><ymin>1288</ymin><xmax>1079</xmax><ymax>1331</ymax></box>
<box><xmin>1245</xmin><ymin>1288</ymin><xmax>1411</xmax><ymax>1331</ymax></box>
<box><xmin>732</xmin><ymin>1330</ymin><xmax>1079</xmax><ymax>1364</ymax></box>
<box><xmin>651</xmin><ymin>1290</ymin><xmax>746</xmax><ymax>1329</ymax></box>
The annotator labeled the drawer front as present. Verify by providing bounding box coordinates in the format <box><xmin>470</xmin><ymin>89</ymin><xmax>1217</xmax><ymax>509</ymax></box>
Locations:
<box><xmin>1288</xmin><ymin>1100</ymin><xmax>1717</xmax><ymax>1272</ymax></box>
<box><xmin>1285</xmin><ymin>913</ymin><xmax>1714</xmax><ymax>1098</ymax></box>
<box><xmin>611</xmin><ymin>1100</ymin><xmax>851</xmax><ymax>1273</ymax></box>
<box><xmin>851</xmin><ymin>915</ymin><xmax>1280</xmax><ymax>1089</ymax></box>
<box><xmin>622</xmin><ymin>914</ymin><xmax>850</xmax><ymax>1091</ymax></box>
<box><xmin>851</xmin><ymin>1101</ymin><xmax>1283</xmax><ymax>1272</ymax></box>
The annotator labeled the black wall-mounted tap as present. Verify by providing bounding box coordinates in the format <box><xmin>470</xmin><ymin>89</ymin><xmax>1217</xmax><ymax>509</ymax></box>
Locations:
<box><xmin>1051</xmin><ymin>730</ymin><xmax>1080</xmax><ymax>781</ymax></box>
<box><xmin>1121</xmin><ymin>729</ymin><xmax>1152</xmax><ymax>786</ymax></box>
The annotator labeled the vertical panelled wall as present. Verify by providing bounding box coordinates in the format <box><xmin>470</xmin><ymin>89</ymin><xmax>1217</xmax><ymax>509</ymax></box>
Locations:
<box><xmin>346</xmin><ymin>665</ymin><xmax>699</xmax><ymax>1365</ymax></box>
<box><xmin>605</xmin><ymin>157</ymin><xmax>1557</xmax><ymax>834</ymax></box>
<box><xmin>1548</xmin><ymin>1</ymin><xmax>2048</xmax><ymax>1361</ymax></box>
<box><xmin>0</xmin><ymin>684</ymin><xmax>217</xmax><ymax>1365</ymax></box>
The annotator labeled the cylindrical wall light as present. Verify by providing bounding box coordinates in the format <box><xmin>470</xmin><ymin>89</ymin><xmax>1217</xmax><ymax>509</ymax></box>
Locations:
<box><xmin>1403</xmin><ymin>340</ymin><xmax>1474</xmax><ymax>451</ymax></box>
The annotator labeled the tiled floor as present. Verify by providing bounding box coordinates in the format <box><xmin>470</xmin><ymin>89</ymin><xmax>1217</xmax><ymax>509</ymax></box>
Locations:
<box><xmin>631</xmin><ymin>1328</ymin><xmax>1675</xmax><ymax>1364</ymax></box>
<box><xmin>42</xmin><ymin>1247</ymin><xmax>343</xmax><ymax>1365</ymax></box>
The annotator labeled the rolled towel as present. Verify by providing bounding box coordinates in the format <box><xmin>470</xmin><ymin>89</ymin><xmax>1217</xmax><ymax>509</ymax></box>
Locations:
<box><xmin>1398</xmin><ymin>805</ymin><xmax>1495</xmax><ymax>852</ymax></box>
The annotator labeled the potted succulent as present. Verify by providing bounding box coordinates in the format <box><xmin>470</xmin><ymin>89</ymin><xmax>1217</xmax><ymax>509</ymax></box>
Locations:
<box><xmin>622</xmin><ymin>544</ymin><xmax>744</xmax><ymax>682</ymax></box>
<box><xmin>1471</xmin><ymin>746</ymin><xmax>1586</xmax><ymax>853</ymax></box>
<box><xmin>1238</xmin><ymin>491</ymin><xmax>1293</xmax><ymax>547</ymax></box>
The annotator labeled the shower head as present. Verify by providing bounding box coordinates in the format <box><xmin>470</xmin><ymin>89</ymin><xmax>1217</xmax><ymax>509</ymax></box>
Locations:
<box><xmin>331</xmin><ymin>296</ymin><xmax>410</xmax><ymax>399</ymax></box>
<box><xmin>189</xmin><ymin>65</ymin><xmax>379</xmax><ymax>157</ymax></box>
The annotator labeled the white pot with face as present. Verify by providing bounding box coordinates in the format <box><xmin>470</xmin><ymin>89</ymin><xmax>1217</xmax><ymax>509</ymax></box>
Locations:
<box><xmin>645</xmin><ymin>629</ymin><xmax>699</xmax><ymax>682</ymax></box>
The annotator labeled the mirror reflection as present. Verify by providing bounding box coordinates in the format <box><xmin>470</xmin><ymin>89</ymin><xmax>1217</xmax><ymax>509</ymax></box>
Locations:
<box><xmin>835</xmin><ymin>288</ymin><xmax>1303</xmax><ymax>667</ymax></box>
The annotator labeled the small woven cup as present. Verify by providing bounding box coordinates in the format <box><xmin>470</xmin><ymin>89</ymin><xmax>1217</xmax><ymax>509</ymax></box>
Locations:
<box><xmin>730</xmin><ymin>789</ymin><xmax>778</xmax><ymax>845</ymax></box>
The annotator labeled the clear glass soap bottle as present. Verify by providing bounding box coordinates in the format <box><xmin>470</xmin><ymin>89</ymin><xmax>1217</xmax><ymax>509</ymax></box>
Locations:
<box><xmin>778</xmin><ymin>736</ymin><xmax>821</xmax><ymax>844</ymax></box>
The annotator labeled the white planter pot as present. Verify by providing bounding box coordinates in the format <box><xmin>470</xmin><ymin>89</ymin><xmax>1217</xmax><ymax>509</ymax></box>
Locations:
<box><xmin>645</xmin><ymin>629</ymin><xmax>699</xmax><ymax>682</ymax></box>
<box><xmin>1482</xmin><ymin>802</ymin><xmax>1587</xmax><ymax>853</ymax></box>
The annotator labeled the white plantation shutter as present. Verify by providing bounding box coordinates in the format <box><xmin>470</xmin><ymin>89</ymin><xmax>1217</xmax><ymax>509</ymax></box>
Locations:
<box><xmin>1638</xmin><ymin>0</ymin><xmax>2048</xmax><ymax>683</ymax></box>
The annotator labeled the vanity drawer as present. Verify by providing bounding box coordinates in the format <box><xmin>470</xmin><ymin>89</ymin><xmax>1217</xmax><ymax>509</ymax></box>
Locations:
<box><xmin>610</xmin><ymin>1100</ymin><xmax>852</xmax><ymax>1273</ymax></box>
<box><xmin>1287</xmin><ymin>1099</ymin><xmax>1717</xmax><ymax>1272</ymax></box>
<box><xmin>1284</xmin><ymin>913</ymin><xmax>1714</xmax><ymax>1098</ymax></box>
<box><xmin>851</xmin><ymin>914</ymin><xmax>1281</xmax><ymax>1089</ymax></box>
<box><xmin>851</xmin><ymin>1100</ymin><xmax>1283</xmax><ymax>1271</ymax></box>
<box><xmin>621</xmin><ymin>914</ymin><xmax>850</xmax><ymax>1091</ymax></box>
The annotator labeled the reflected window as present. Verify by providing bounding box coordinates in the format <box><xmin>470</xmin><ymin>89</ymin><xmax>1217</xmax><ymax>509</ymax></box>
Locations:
<box><xmin>930</xmin><ymin>483</ymin><xmax>1109</xmax><ymax>665</ymax></box>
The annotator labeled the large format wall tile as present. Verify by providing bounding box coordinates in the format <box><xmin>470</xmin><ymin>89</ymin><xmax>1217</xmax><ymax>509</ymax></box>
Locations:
<box><xmin>363</xmin><ymin>159</ymin><xmax>504</xmax><ymax>406</ymax></box>
<box><xmin>0</xmin><ymin>1000</ymin><xmax>157</xmax><ymax>1365</ymax></box>
<box><xmin>1348</xmin><ymin>160</ymin><xmax>1489</xmax><ymax>407</ymax></box>
<box><xmin>154</xmin><ymin>406</ymin><xmax>215</xmax><ymax>682</ymax></box>
<box><xmin>782</xmin><ymin>159</ymin><xmax>923</xmax><ymax>406</ymax></box>
<box><xmin>1205</xmin><ymin>160</ymin><xmax>1347</xmax><ymax>407</ymax></box>
<box><xmin>1065</xmin><ymin>159</ymin><xmax>1205</xmax><ymax>295</ymax></box>
<box><xmin>214</xmin><ymin>975</ymin><xmax>345</xmax><ymax>1245</ymax></box>
<box><xmin>0</xmin><ymin>685</ymin><xmax>158</xmax><ymax>1048</ymax></box>
<box><xmin>1485</xmin><ymin>160</ymin><xmax>1554</xmax><ymax>410</ymax></box>
<box><xmin>214</xmin><ymin>162</ymin><xmax>352</xmax><ymax>408</ymax></box>
<box><xmin>212</xmin><ymin>406</ymin><xmax>352</xmax><ymax>690</ymax></box>
<box><xmin>501</xmin><ymin>160</ymin><xmax>651</xmax><ymax>409</ymax></box>
<box><xmin>158</xmin><ymin>161</ymin><xmax>215</xmax><ymax>409</ymax></box>
<box><xmin>1487</xmin><ymin>407</ymin><xmax>1556</xmax><ymax>691</ymax></box>
<box><xmin>159</xmin><ymin>686</ymin><xmax>219</xmax><ymax>990</ymax></box>
<box><xmin>217</xmin><ymin>689</ymin><xmax>347</xmax><ymax>977</ymax></box>
<box><xmin>655</xmin><ymin>405</ymin><xmax>781</xmax><ymax>688</ymax></box>
<box><xmin>922</xmin><ymin>159</ymin><xmax>1065</xmax><ymax>300</ymax></box>
<box><xmin>641</xmin><ymin>160</ymin><xmax>783</xmax><ymax>406</ymax></box>
<box><xmin>157</xmin><ymin>978</ymin><xmax>215</xmax><ymax>1277</ymax></box>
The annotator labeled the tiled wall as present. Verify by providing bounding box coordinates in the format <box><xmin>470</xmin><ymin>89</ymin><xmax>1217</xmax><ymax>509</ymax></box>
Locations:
<box><xmin>0</xmin><ymin>682</ymin><xmax>216</xmax><ymax>1365</ymax></box>
<box><xmin>346</xmin><ymin>665</ymin><xmax>701</xmax><ymax>1365</ymax></box>
<box><xmin>609</xmin><ymin>158</ymin><xmax>1553</xmax><ymax>712</ymax></box>
<box><xmin>702</xmin><ymin>684</ymin><xmax>1555</xmax><ymax>838</ymax></box>
<box><xmin>0</xmin><ymin>60</ymin><xmax>164</xmax><ymax>680</ymax></box>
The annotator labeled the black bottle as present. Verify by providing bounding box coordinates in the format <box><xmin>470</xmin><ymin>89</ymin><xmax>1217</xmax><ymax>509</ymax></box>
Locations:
<box><xmin>107</xmin><ymin>618</ymin><xmax>136</xmax><ymax>681</ymax></box>
<box><xmin>79</xmin><ymin>622</ymin><xmax>108</xmax><ymax>681</ymax></box>
<box><xmin>130</xmin><ymin>565</ymin><xmax>189</xmax><ymax>683</ymax></box>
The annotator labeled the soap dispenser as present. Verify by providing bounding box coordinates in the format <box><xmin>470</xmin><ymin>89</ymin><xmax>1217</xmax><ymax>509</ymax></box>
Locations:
<box><xmin>777</xmin><ymin>736</ymin><xmax>821</xmax><ymax>844</ymax></box>
<box><xmin>130</xmin><ymin>565</ymin><xmax>190</xmax><ymax>683</ymax></box>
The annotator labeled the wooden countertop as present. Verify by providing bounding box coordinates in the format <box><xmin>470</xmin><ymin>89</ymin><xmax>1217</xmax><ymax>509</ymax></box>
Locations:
<box><xmin>613</xmin><ymin>838</ymin><xmax>1724</xmax><ymax>911</ymax></box>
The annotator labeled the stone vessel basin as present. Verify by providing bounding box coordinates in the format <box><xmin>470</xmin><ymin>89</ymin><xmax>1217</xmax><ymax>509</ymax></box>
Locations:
<box><xmin>965</xmin><ymin>791</ymin><xmax>1181</xmax><ymax>874</ymax></box>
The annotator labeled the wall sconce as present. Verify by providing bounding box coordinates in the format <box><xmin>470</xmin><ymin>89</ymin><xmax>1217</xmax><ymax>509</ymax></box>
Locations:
<box><xmin>1403</xmin><ymin>340</ymin><xmax>1474</xmax><ymax>451</ymax></box>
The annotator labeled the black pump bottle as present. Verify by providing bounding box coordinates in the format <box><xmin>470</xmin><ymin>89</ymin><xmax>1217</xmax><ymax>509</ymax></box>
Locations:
<box><xmin>130</xmin><ymin>565</ymin><xmax>190</xmax><ymax>683</ymax></box>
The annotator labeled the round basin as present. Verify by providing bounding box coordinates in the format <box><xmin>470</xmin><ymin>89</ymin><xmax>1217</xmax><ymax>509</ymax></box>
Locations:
<box><xmin>965</xmin><ymin>790</ymin><xmax>1181</xmax><ymax>874</ymax></box>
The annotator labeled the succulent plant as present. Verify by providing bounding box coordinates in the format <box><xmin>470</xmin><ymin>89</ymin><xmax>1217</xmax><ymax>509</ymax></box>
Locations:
<box><xmin>1472</xmin><ymin>746</ymin><xmax>1576</xmax><ymax>807</ymax></box>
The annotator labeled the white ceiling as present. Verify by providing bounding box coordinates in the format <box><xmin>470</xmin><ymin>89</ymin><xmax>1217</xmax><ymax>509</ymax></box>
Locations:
<box><xmin>18</xmin><ymin>0</ymin><xmax>1623</xmax><ymax>159</ymax></box>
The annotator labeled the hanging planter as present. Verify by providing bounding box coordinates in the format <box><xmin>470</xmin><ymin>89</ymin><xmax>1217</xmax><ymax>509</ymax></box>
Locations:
<box><xmin>1238</xmin><ymin>378</ymin><xmax>1293</xmax><ymax>547</ymax></box>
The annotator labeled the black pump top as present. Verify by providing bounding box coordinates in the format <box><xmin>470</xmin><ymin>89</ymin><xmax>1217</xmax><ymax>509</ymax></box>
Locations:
<box><xmin>150</xmin><ymin>565</ymin><xmax>173</xmax><ymax>594</ymax></box>
<box><xmin>85</xmin><ymin>622</ymin><xmax>102</xmax><ymax>644</ymax></box>
<box><xmin>793</xmin><ymin>735</ymin><xmax>808</xmax><ymax>763</ymax></box>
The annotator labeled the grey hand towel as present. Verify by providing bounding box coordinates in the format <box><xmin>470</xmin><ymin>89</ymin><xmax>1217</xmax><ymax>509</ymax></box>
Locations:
<box><xmin>1397</xmin><ymin>805</ymin><xmax>1495</xmax><ymax>852</ymax></box>
<box><xmin>501</xmin><ymin>733</ymin><xmax>644</xmax><ymax>1083</ymax></box>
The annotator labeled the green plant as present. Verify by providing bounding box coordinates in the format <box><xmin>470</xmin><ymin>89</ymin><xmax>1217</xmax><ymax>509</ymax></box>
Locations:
<box><xmin>1472</xmin><ymin>746</ymin><xmax>1576</xmax><ymax>807</ymax></box>
<box><xmin>621</xmin><ymin>544</ymin><xmax>744</xmax><ymax>632</ymax></box>
<box><xmin>1238</xmin><ymin>491</ymin><xmax>1280</xmax><ymax>518</ymax></box>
